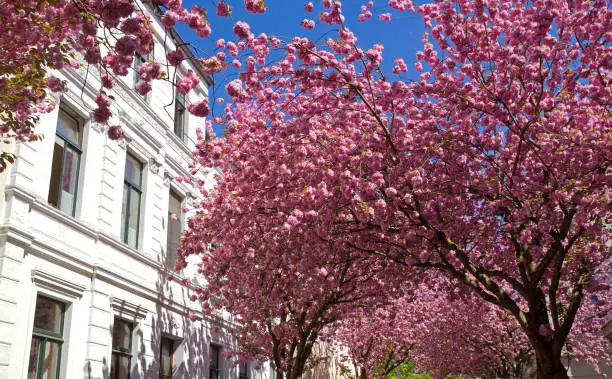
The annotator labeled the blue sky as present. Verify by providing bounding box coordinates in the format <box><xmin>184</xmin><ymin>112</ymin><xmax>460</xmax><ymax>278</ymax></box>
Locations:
<box><xmin>176</xmin><ymin>1</ymin><xmax>429</xmax><ymax>135</ymax></box>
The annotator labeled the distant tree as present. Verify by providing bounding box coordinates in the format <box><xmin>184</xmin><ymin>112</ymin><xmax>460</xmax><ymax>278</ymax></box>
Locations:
<box><xmin>179</xmin><ymin>214</ymin><xmax>395</xmax><ymax>379</ymax></box>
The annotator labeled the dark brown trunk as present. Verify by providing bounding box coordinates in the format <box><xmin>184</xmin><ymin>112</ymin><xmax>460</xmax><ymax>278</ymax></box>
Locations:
<box><xmin>534</xmin><ymin>342</ymin><xmax>569</xmax><ymax>379</ymax></box>
<box><xmin>287</xmin><ymin>354</ymin><xmax>309</xmax><ymax>379</ymax></box>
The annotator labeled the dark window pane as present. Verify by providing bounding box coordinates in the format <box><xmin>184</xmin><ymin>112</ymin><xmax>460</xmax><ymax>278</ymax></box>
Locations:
<box><xmin>174</xmin><ymin>90</ymin><xmax>185</xmax><ymax>139</ymax></box>
<box><xmin>133</xmin><ymin>54</ymin><xmax>147</xmax><ymax>86</ymax></box>
<box><xmin>117</xmin><ymin>356</ymin><xmax>130</xmax><ymax>379</ymax></box>
<box><xmin>124</xmin><ymin>154</ymin><xmax>142</xmax><ymax>186</ymax></box>
<box><xmin>166</xmin><ymin>191</ymin><xmax>182</xmax><ymax>269</ymax></box>
<box><xmin>112</xmin><ymin>319</ymin><xmax>132</xmax><ymax>351</ymax></box>
<box><xmin>48</xmin><ymin>139</ymin><xmax>64</xmax><ymax>209</ymax></box>
<box><xmin>110</xmin><ymin>354</ymin><xmax>131</xmax><ymax>379</ymax></box>
<box><xmin>161</xmin><ymin>338</ymin><xmax>173</xmax><ymax>376</ymax></box>
<box><xmin>209</xmin><ymin>344</ymin><xmax>220</xmax><ymax>379</ymax></box>
<box><xmin>121</xmin><ymin>185</ymin><xmax>129</xmax><ymax>244</ymax></box>
<box><xmin>174</xmin><ymin>108</ymin><xmax>184</xmax><ymax>138</ymax></box>
<box><xmin>27</xmin><ymin>337</ymin><xmax>42</xmax><ymax>379</ymax></box>
<box><xmin>59</xmin><ymin>146</ymin><xmax>79</xmax><ymax>215</ymax></box>
<box><xmin>210</xmin><ymin>344</ymin><xmax>219</xmax><ymax>369</ymax></box>
<box><xmin>127</xmin><ymin>188</ymin><xmax>140</xmax><ymax>248</ymax></box>
<box><xmin>33</xmin><ymin>297</ymin><xmax>63</xmax><ymax>334</ymax></box>
<box><xmin>49</xmin><ymin>108</ymin><xmax>82</xmax><ymax>216</ymax></box>
<box><xmin>56</xmin><ymin>109</ymin><xmax>80</xmax><ymax>145</ymax></box>
<box><xmin>40</xmin><ymin>341</ymin><xmax>60</xmax><ymax>379</ymax></box>
<box><xmin>122</xmin><ymin>154</ymin><xmax>142</xmax><ymax>248</ymax></box>
<box><xmin>239</xmin><ymin>363</ymin><xmax>248</xmax><ymax>379</ymax></box>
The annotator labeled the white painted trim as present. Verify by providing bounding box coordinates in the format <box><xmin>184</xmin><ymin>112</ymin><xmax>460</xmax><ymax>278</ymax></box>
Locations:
<box><xmin>31</xmin><ymin>269</ymin><xmax>86</xmax><ymax>299</ymax></box>
<box><xmin>111</xmin><ymin>297</ymin><xmax>149</xmax><ymax>320</ymax></box>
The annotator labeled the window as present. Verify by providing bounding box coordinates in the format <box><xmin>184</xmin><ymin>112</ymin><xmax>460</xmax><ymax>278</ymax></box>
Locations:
<box><xmin>110</xmin><ymin>317</ymin><xmax>133</xmax><ymax>379</ymax></box>
<box><xmin>160</xmin><ymin>337</ymin><xmax>177</xmax><ymax>379</ymax></box>
<box><xmin>239</xmin><ymin>363</ymin><xmax>248</xmax><ymax>379</ymax></box>
<box><xmin>121</xmin><ymin>154</ymin><xmax>143</xmax><ymax>249</ymax></box>
<box><xmin>133</xmin><ymin>53</ymin><xmax>150</xmax><ymax>101</ymax></box>
<box><xmin>209</xmin><ymin>344</ymin><xmax>220</xmax><ymax>379</ymax></box>
<box><xmin>28</xmin><ymin>296</ymin><xmax>65</xmax><ymax>379</ymax></box>
<box><xmin>173</xmin><ymin>88</ymin><xmax>185</xmax><ymax>140</ymax></box>
<box><xmin>166</xmin><ymin>190</ymin><xmax>183</xmax><ymax>270</ymax></box>
<box><xmin>48</xmin><ymin>108</ymin><xmax>82</xmax><ymax>216</ymax></box>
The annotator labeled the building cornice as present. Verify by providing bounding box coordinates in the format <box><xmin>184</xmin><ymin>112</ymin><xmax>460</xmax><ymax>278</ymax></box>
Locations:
<box><xmin>31</xmin><ymin>269</ymin><xmax>86</xmax><ymax>299</ymax></box>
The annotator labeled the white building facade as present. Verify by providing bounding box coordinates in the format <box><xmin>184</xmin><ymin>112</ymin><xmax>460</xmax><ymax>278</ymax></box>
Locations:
<box><xmin>0</xmin><ymin>4</ymin><xmax>267</xmax><ymax>379</ymax></box>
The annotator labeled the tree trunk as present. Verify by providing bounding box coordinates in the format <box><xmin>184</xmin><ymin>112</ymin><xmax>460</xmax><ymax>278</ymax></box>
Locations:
<box><xmin>287</xmin><ymin>356</ymin><xmax>309</xmax><ymax>379</ymax></box>
<box><xmin>534</xmin><ymin>343</ymin><xmax>569</xmax><ymax>379</ymax></box>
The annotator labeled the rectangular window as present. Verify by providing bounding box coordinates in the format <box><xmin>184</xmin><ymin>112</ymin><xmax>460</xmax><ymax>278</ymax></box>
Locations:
<box><xmin>121</xmin><ymin>154</ymin><xmax>143</xmax><ymax>249</ymax></box>
<box><xmin>133</xmin><ymin>53</ymin><xmax>150</xmax><ymax>101</ymax></box>
<box><xmin>110</xmin><ymin>317</ymin><xmax>133</xmax><ymax>379</ymax></box>
<box><xmin>166</xmin><ymin>190</ymin><xmax>183</xmax><ymax>270</ymax></box>
<box><xmin>48</xmin><ymin>108</ymin><xmax>82</xmax><ymax>216</ymax></box>
<box><xmin>160</xmin><ymin>337</ymin><xmax>176</xmax><ymax>379</ymax></box>
<box><xmin>173</xmin><ymin>89</ymin><xmax>185</xmax><ymax>140</ymax></box>
<box><xmin>209</xmin><ymin>344</ymin><xmax>220</xmax><ymax>379</ymax></box>
<box><xmin>28</xmin><ymin>296</ymin><xmax>65</xmax><ymax>379</ymax></box>
<box><xmin>239</xmin><ymin>363</ymin><xmax>248</xmax><ymax>379</ymax></box>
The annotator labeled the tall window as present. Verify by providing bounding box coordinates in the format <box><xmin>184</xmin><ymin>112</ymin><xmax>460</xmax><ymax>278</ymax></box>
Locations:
<box><xmin>173</xmin><ymin>89</ymin><xmax>185</xmax><ymax>140</ymax></box>
<box><xmin>133</xmin><ymin>53</ymin><xmax>150</xmax><ymax>101</ymax></box>
<box><xmin>121</xmin><ymin>154</ymin><xmax>142</xmax><ymax>249</ymax></box>
<box><xmin>209</xmin><ymin>344</ymin><xmax>220</xmax><ymax>379</ymax></box>
<box><xmin>110</xmin><ymin>317</ymin><xmax>133</xmax><ymax>379</ymax></box>
<box><xmin>48</xmin><ymin>108</ymin><xmax>82</xmax><ymax>216</ymax></box>
<box><xmin>166</xmin><ymin>190</ymin><xmax>183</xmax><ymax>270</ymax></box>
<box><xmin>160</xmin><ymin>337</ymin><xmax>176</xmax><ymax>379</ymax></box>
<box><xmin>239</xmin><ymin>363</ymin><xmax>248</xmax><ymax>379</ymax></box>
<box><xmin>28</xmin><ymin>296</ymin><xmax>65</xmax><ymax>379</ymax></box>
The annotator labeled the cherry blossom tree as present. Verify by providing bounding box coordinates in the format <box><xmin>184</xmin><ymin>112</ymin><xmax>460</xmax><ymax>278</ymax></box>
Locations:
<box><xmin>332</xmin><ymin>297</ymin><xmax>416</xmax><ymax>379</ymax></box>
<box><xmin>407</xmin><ymin>280</ymin><xmax>534</xmax><ymax>379</ymax></box>
<box><xmin>0</xmin><ymin>0</ymin><xmax>240</xmax><ymax>169</ymax></box>
<box><xmin>178</xmin><ymin>212</ymin><xmax>398</xmax><ymax>379</ymax></box>
<box><xmin>334</xmin><ymin>277</ymin><xmax>534</xmax><ymax>379</ymax></box>
<box><xmin>181</xmin><ymin>0</ymin><xmax>611</xmax><ymax>378</ymax></box>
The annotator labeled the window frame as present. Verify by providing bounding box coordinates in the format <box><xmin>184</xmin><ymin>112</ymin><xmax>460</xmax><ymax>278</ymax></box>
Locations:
<box><xmin>173</xmin><ymin>87</ymin><xmax>186</xmax><ymax>140</ymax></box>
<box><xmin>48</xmin><ymin>108</ymin><xmax>83</xmax><ymax>217</ymax></box>
<box><xmin>239</xmin><ymin>363</ymin><xmax>248</xmax><ymax>379</ymax></box>
<box><xmin>209</xmin><ymin>344</ymin><xmax>220</xmax><ymax>379</ymax></box>
<box><xmin>160</xmin><ymin>336</ymin><xmax>176</xmax><ymax>379</ymax></box>
<box><xmin>29</xmin><ymin>295</ymin><xmax>65</xmax><ymax>379</ymax></box>
<box><xmin>133</xmin><ymin>53</ymin><xmax>150</xmax><ymax>102</ymax></box>
<box><xmin>166</xmin><ymin>189</ymin><xmax>184</xmax><ymax>270</ymax></box>
<box><xmin>121</xmin><ymin>153</ymin><xmax>143</xmax><ymax>249</ymax></box>
<box><xmin>110</xmin><ymin>317</ymin><xmax>134</xmax><ymax>379</ymax></box>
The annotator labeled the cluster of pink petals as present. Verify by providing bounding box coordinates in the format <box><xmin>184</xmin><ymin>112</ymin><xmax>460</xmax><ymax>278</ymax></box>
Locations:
<box><xmin>216</xmin><ymin>1</ymin><xmax>231</xmax><ymax>16</ymax></box>
<box><xmin>187</xmin><ymin>100</ymin><xmax>210</xmax><ymax>117</ymax></box>
<box><xmin>243</xmin><ymin>0</ymin><xmax>266</xmax><ymax>14</ymax></box>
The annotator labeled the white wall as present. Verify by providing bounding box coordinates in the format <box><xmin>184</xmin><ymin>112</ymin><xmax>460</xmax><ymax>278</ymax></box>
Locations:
<box><xmin>0</xmin><ymin>4</ymin><xmax>265</xmax><ymax>379</ymax></box>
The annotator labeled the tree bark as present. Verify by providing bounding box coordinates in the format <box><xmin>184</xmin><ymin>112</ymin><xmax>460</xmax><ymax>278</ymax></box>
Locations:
<box><xmin>533</xmin><ymin>341</ymin><xmax>569</xmax><ymax>379</ymax></box>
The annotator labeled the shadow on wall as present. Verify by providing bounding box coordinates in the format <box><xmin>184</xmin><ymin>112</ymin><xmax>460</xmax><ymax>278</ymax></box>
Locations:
<box><xmin>94</xmin><ymin>270</ymin><xmax>209</xmax><ymax>379</ymax></box>
<box><xmin>133</xmin><ymin>272</ymin><xmax>208</xmax><ymax>379</ymax></box>
<box><xmin>83</xmin><ymin>357</ymin><xmax>109</xmax><ymax>379</ymax></box>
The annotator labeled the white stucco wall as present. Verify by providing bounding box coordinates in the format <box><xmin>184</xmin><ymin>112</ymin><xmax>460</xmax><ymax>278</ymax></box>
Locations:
<box><xmin>0</xmin><ymin>4</ymin><xmax>270</xmax><ymax>379</ymax></box>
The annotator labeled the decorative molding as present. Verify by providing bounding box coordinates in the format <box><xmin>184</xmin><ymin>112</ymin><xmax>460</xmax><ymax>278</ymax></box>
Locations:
<box><xmin>31</xmin><ymin>269</ymin><xmax>86</xmax><ymax>299</ymax></box>
<box><xmin>117</xmin><ymin>134</ymin><xmax>132</xmax><ymax>150</ymax></box>
<box><xmin>185</xmin><ymin>191</ymin><xmax>198</xmax><ymax>205</ymax></box>
<box><xmin>111</xmin><ymin>297</ymin><xmax>148</xmax><ymax>320</ymax></box>
<box><xmin>90</xmin><ymin>122</ymin><xmax>107</xmax><ymax>134</ymax></box>
<box><xmin>163</xmin><ymin>171</ymin><xmax>173</xmax><ymax>186</ymax></box>
<box><xmin>149</xmin><ymin>154</ymin><xmax>164</xmax><ymax>175</ymax></box>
